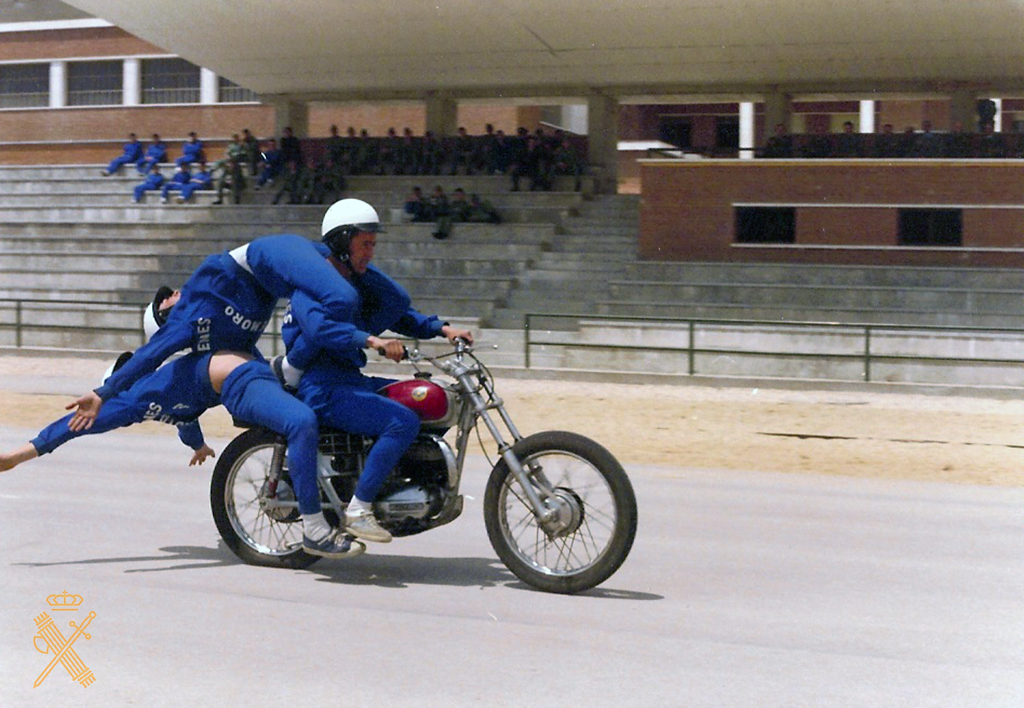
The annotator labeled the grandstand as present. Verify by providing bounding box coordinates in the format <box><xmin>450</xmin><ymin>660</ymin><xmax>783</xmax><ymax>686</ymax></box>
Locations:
<box><xmin>2</xmin><ymin>162</ymin><xmax>1024</xmax><ymax>390</ymax></box>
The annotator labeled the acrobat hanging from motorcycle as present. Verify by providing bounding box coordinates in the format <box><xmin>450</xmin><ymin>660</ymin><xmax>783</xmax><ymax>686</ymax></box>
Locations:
<box><xmin>0</xmin><ymin>285</ymin><xmax>362</xmax><ymax>557</ymax></box>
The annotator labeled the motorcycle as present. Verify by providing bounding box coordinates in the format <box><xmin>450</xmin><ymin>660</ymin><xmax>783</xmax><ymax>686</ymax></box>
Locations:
<box><xmin>209</xmin><ymin>340</ymin><xmax>638</xmax><ymax>594</ymax></box>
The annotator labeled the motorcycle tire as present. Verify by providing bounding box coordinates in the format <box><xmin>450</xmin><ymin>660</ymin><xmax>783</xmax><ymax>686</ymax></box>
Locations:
<box><xmin>210</xmin><ymin>427</ymin><xmax>320</xmax><ymax>569</ymax></box>
<box><xmin>484</xmin><ymin>430</ymin><xmax>637</xmax><ymax>594</ymax></box>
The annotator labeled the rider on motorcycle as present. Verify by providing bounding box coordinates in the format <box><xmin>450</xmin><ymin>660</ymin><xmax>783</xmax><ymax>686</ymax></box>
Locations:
<box><xmin>272</xmin><ymin>198</ymin><xmax>473</xmax><ymax>543</ymax></box>
<box><xmin>62</xmin><ymin>223</ymin><xmax>408</xmax><ymax>559</ymax></box>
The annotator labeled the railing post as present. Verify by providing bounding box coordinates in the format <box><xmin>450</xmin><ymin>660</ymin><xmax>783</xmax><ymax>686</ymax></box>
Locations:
<box><xmin>15</xmin><ymin>299</ymin><xmax>22</xmax><ymax>348</ymax></box>
<box><xmin>524</xmin><ymin>314</ymin><xmax>531</xmax><ymax>369</ymax></box>
<box><xmin>864</xmin><ymin>325</ymin><xmax>872</xmax><ymax>382</ymax></box>
<box><xmin>688</xmin><ymin>320</ymin><xmax>696</xmax><ymax>375</ymax></box>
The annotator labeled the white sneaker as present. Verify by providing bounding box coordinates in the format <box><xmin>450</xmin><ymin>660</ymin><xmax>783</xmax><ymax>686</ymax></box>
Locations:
<box><xmin>345</xmin><ymin>510</ymin><xmax>392</xmax><ymax>543</ymax></box>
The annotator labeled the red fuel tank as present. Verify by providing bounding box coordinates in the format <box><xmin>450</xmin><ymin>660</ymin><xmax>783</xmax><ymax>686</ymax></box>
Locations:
<box><xmin>380</xmin><ymin>377</ymin><xmax>460</xmax><ymax>428</ymax></box>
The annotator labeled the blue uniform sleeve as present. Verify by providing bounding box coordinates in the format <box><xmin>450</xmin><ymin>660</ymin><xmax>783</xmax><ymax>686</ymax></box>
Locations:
<box><xmin>176</xmin><ymin>420</ymin><xmax>205</xmax><ymax>450</ymax></box>
<box><xmin>286</xmin><ymin>290</ymin><xmax>369</xmax><ymax>368</ymax></box>
<box><xmin>391</xmin><ymin>310</ymin><xmax>447</xmax><ymax>340</ymax></box>
<box><xmin>94</xmin><ymin>319</ymin><xmax>193</xmax><ymax>401</ymax></box>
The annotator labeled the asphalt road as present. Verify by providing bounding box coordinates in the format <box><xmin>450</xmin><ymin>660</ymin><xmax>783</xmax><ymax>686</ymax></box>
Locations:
<box><xmin>1</xmin><ymin>426</ymin><xmax>1022</xmax><ymax>708</ymax></box>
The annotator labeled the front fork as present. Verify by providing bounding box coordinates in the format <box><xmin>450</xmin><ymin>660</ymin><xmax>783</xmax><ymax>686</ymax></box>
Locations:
<box><xmin>459</xmin><ymin>375</ymin><xmax>560</xmax><ymax>525</ymax></box>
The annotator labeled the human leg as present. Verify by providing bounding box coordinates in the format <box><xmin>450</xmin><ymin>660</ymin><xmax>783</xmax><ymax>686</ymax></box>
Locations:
<box><xmin>304</xmin><ymin>378</ymin><xmax>420</xmax><ymax>542</ymax></box>
<box><xmin>219</xmin><ymin>361</ymin><xmax>361</xmax><ymax>557</ymax></box>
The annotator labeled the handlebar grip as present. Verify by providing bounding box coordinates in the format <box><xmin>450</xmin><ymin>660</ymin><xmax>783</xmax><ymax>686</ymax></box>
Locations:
<box><xmin>376</xmin><ymin>346</ymin><xmax>410</xmax><ymax>360</ymax></box>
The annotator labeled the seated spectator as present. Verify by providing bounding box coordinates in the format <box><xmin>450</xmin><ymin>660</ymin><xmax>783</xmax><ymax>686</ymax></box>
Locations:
<box><xmin>176</xmin><ymin>162</ymin><xmax>213</xmax><ymax>203</ymax></box>
<box><xmin>305</xmin><ymin>157</ymin><xmax>346</xmax><ymax>205</ymax></box>
<box><xmin>271</xmin><ymin>158</ymin><xmax>311</xmax><ymax>205</ymax></box>
<box><xmin>132</xmin><ymin>164</ymin><xmax>165</xmax><ymax>203</ymax></box>
<box><xmin>945</xmin><ymin>121</ymin><xmax>974</xmax><ymax>157</ymax></box>
<box><xmin>479</xmin><ymin>123</ymin><xmax>499</xmax><ymax>175</ymax></box>
<box><xmin>214</xmin><ymin>152</ymin><xmax>246</xmax><ymax>205</ymax></box>
<box><xmin>490</xmin><ymin>130</ymin><xmax>514</xmax><ymax>174</ymax></box>
<box><xmin>977</xmin><ymin>123</ymin><xmax>1007</xmax><ymax>158</ymax></box>
<box><xmin>433</xmin><ymin>187</ymin><xmax>471</xmax><ymax>239</ymax></box>
<box><xmin>256</xmin><ymin>138</ymin><xmax>283</xmax><ymax>188</ymax></box>
<box><xmin>511</xmin><ymin>135</ymin><xmax>552</xmax><ymax>191</ymax></box>
<box><xmin>396</xmin><ymin>127</ymin><xmax>419</xmax><ymax>175</ymax></box>
<box><xmin>419</xmin><ymin>131</ymin><xmax>444</xmax><ymax>176</ymax></box>
<box><xmin>160</xmin><ymin>163</ymin><xmax>192</xmax><ymax>203</ymax></box>
<box><xmin>872</xmin><ymin>123</ymin><xmax>901</xmax><ymax>158</ymax></box>
<box><xmin>403</xmin><ymin>186</ymin><xmax>427</xmax><ymax>222</ymax></box>
<box><xmin>175</xmin><ymin>132</ymin><xmax>206</xmax><ymax>167</ymax></box>
<box><xmin>375</xmin><ymin>127</ymin><xmax>400</xmax><ymax>175</ymax></box>
<box><xmin>101</xmin><ymin>133</ymin><xmax>143</xmax><ymax>176</ymax></box>
<box><xmin>833</xmin><ymin>121</ymin><xmax>864</xmax><ymax>158</ymax></box>
<box><xmin>423</xmin><ymin>184</ymin><xmax>450</xmax><ymax>222</ymax></box>
<box><xmin>912</xmin><ymin>120</ymin><xmax>944</xmax><ymax>157</ymax></box>
<box><xmin>550</xmin><ymin>139</ymin><xmax>584</xmax><ymax>191</ymax></box>
<box><xmin>449</xmin><ymin>126</ymin><xmax>477</xmax><ymax>175</ymax></box>
<box><xmin>350</xmin><ymin>129</ymin><xmax>373</xmax><ymax>175</ymax></box>
<box><xmin>466</xmin><ymin>193</ymin><xmax>501</xmax><ymax>223</ymax></box>
<box><xmin>136</xmin><ymin>134</ymin><xmax>167</xmax><ymax>174</ymax></box>
<box><xmin>761</xmin><ymin>123</ymin><xmax>794</xmax><ymax>158</ymax></box>
<box><xmin>325</xmin><ymin>124</ymin><xmax>346</xmax><ymax>169</ymax></box>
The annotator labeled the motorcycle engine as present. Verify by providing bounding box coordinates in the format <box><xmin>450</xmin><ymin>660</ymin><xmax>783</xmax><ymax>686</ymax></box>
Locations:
<box><xmin>373</xmin><ymin>435</ymin><xmax>455</xmax><ymax>536</ymax></box>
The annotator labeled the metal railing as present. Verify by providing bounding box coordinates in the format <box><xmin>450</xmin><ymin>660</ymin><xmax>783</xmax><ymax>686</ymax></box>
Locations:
<box><xmin>524</xmin><ymin>313</ymin><xmax>1024</xmax><ymax>385</ymax></box>
<box><xmin>0</xmin><ymin>298</ymin><xmax>287</xmax><ymax>355</ymax></box>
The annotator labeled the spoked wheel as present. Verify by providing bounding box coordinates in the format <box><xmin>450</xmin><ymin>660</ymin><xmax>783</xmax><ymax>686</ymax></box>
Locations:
<box><xmin>484</xmin><ymin>431</ymin><xmax>637</xmax><ymax>594</ymax></box>
<box><xmin>210</xmin><ymin>428</ymin><xmax>319</xmax><ymax>569</ymax></box>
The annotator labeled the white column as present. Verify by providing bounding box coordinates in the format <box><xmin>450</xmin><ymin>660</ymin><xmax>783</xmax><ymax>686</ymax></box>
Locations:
<box><xmin>992</xmin><ymin>98</ymin><xmax>1003</xmax><ymax>132</ymax></box>
<box><xmin>123</xmin><ymin>58</ymin><xmax>141</xmax><ymax>106</ymax></box>
<box><xmin>49</xmin><ymin>60</ymin><xmax>67</xmax><ymax>108</ymax></box>
<box><xmin>200</xmin><ymin>68</ymin><xmax>218</xmax><ymax>105</ymax></box>
<box><xmin>739</xmin><ymin>101</ymin><xmax>755</xmax><ymax>159</ymax></box>
<box><xmin>561</xmin><ymin>104</ymin><xmax>589</xmax><ymax>134</ymax></box>
<box><xmin>859</xmin><ymin>100</ymin><xmax>875</xmax><ymax>133</ymax></box>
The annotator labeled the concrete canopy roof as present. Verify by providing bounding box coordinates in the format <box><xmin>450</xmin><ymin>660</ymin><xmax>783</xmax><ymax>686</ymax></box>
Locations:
<box><xmin>38</xmin><ymin>0</ymin><xmax>1024</xmax><ymax>102</ymax></box>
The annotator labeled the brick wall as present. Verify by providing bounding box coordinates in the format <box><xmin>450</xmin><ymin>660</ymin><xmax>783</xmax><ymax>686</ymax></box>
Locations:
<box><xmin>640</xmin><ymin>159</ymin><xmax>1024</xmax><ymax>266</ymax></box>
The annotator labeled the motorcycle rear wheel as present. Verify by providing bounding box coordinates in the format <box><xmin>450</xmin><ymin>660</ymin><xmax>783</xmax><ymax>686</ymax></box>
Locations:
<box><xmin>210</xmin><ymin>428</ymin><xmax>319</xmax><ymax>569</ymax></box>
<box><xmin>484</xmin><ymin>431</ymin><xmax>637</xmax><ymax>594</ymax></box>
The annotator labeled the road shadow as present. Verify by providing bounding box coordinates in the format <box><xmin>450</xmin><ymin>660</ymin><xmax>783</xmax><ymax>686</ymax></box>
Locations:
<box><xmin>14</xmin><ymin>543</ymin><xmax>661</xmax><ymax>600</ymax></box>
<box><xmin>13</xmin><ymin>543</ymin><xmax>238</xmax><ymax>573</ymax></box>
<box><xmin>310</xmin><ymin>552</ymin><xmax>662</xmax><ymax>600</ymax></box>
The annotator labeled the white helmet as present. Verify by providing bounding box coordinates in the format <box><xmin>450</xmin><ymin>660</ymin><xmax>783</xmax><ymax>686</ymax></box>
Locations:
<box><xmin>143</xmin><ymin>286</ymin><xmax>175</xmax><ymax>341</ymax></box>
<box><xmin>320</xmin><ymin>198</ymin><xmax>383</xmax><ymax>259</ymax></box>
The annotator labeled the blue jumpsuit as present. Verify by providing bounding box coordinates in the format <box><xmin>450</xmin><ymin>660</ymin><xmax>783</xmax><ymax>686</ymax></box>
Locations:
<box><xmin>283</xmin><ymin>264</ymin><xmax>447</xmax><ymax>503</ymax></box>
<box><xmin>136</xmin><ymin>142</ymin><xmax>167</xmax><ymax>174</ymax></box>
<box><xmin>179</xmin><ymin>170</ymin><xmax>213</xmax><ymax>200</ymax></box>
<box><xmin>107</xmin><ymin>140</ymin><xmax>143</xmax><ymax>175</ymax></box>
<box><xmin>32</xmin><ymin>354</ymin><xmax>311</xmax><ymax>503</ymax></box>
<box><xmin>176</xmin><ymin>139</ymin><xmax>205</xmax><ymax>167</ymax></box>
<box><xmin>133</xmin><ymin>172</ymin><xmax>165</xmax><ymax>202</ymax></box>
<box><xmin>94</xmin><ymin>235</ymin><xmax>390</xmax><ymax>515</ymax></box>
<box><xmin>160</xmin><ymin>168</ymin><xmax>191</xmax><ymax>200</ymax></box>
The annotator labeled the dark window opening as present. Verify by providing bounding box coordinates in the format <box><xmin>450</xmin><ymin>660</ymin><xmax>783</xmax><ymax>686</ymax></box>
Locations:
<box><xmin>898</xmin><ymin>209</ymin><xmax>963</xmax><ymax>246</ymax></box>
<box><xmin>658</xmin><ymin>118</ymin><xmax>692</xmax><ymax>149</ymax></box>
<box><xmin>715</xmin><ymin>117</ymin><xmax>740</xmax><ymax>150</ymax></box>
<box><xmin>736</xmin><ymin>207</ymin><xmax>796</xmax><ymax>244</ymax></box>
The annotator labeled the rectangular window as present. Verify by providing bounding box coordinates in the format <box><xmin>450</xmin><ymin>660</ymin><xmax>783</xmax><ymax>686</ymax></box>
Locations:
<box><xmin>898</xmin><ymin>209</ymin><xmax>963</xmax><ymax>246</ymax></box>
<box><xmin>218</xmin><ymin>76</ymin><xmax>257</xmax><ymax>103</ymax></box>
<box><xmin>67</xmin><ymin>60</ymin><xmax>122</xmax><ymax>106</ymax></box>
<box><xmin>141</xmin><ymin>58</ymin><xmax>200</xmax><ymax>104</ymax></box>
<box><xmin>0</xmin><ymin>63</ymin><xmax>49</xmax><ymax>108</ymax></box>
<box><xmin>735</xmin><ymin>207</ymin><xmax>797</xmax><ymax>244</ymax></box>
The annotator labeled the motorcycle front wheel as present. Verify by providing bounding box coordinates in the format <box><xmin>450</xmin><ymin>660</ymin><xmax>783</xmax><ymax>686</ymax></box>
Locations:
<box><xmin>210</xmin><ymin>428</ymin><xmax>319</xmax><ymax>569</ymax></box>
<box><xmin>484</xmin><ymin>431</ymin><xmax>637</xmax><ymax>594</ymax></box>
